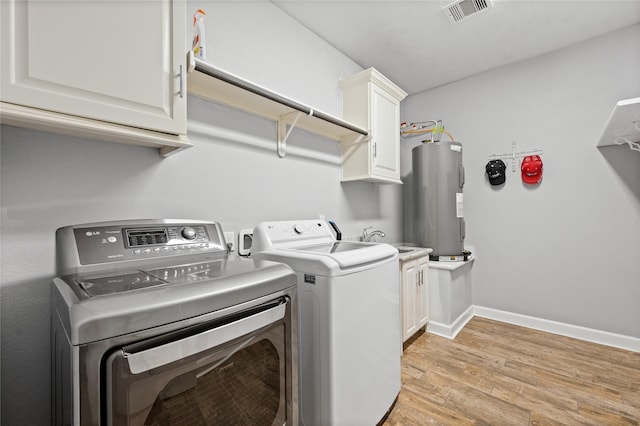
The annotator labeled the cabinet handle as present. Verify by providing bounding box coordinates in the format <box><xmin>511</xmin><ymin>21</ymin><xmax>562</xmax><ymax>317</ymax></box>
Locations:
<box><xmin>179</xmin><ymin>65</ymin><xmax>185</xmax><ymax>99</ymax></box>
<box><xmin>373</xmin><ymin>142</ymin><xmax>377</xmax><ymax>158</ymax></box>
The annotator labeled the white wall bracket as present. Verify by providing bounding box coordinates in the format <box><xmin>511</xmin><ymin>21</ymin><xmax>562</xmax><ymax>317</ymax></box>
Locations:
<box><xmin>340</xmin><ymin>132</ymin><xmax>371</xmax><ymax>164</ymax></box>
<box><xmin>277</xmin><ymin>110</ymin><xmax>310</xmax><ymax>158</ymax></box>
<box><xmin>614</xmin><ymin>136</ymin><xmax>640</xmax><ymax>152</ymax></box>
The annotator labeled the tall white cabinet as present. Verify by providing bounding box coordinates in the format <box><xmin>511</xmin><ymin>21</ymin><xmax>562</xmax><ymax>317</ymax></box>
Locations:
<box><xmin>339</xmin><ymin>68</ymin><xmax>407</xmax><ymax>184</ymax></box>
<box><xmin>0</xmin><ymin>0</ymin><xmax>189</xmax><ymax>156</ymax></box>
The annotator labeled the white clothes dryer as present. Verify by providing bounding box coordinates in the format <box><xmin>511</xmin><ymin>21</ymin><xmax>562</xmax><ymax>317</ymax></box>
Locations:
<box><xmin>252</xmin><ymin>220</ymin><xmax>401</xmax><ymax>426</ymax></box>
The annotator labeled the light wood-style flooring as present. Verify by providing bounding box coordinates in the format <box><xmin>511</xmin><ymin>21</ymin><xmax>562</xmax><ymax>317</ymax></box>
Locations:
<box><xmin>383</xmin><ymin>317</ymin><xmax>640</xmax><ymax>425</ymax></box>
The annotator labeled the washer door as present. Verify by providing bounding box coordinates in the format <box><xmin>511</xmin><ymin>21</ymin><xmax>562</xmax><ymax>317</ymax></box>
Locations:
<box><xmin>104</xmin><ymin>297</ymin><xmax>294</xmax><ymax>426</ymax></box>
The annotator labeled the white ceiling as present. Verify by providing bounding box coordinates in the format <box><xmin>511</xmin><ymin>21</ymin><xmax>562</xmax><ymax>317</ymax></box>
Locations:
<box><xmin>272</xmin><ymin>0</ymin><xmax>640</xmax><ymax>95</ymax></box>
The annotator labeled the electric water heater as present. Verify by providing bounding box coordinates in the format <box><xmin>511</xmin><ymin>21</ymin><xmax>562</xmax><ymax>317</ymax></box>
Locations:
<box><xmin>412</xmin><ymin>141</ymin><xmax>465</xmax><ymax>258</ymax></box>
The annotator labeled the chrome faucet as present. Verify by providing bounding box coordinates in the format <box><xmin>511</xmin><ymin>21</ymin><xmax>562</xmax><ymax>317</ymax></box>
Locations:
<box><xmin>362</xmin><ymin>226</ymin><xmax>385</xmax><ymax>242</ymax></box>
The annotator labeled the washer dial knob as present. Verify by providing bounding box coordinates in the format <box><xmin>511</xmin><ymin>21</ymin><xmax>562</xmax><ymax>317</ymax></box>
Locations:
<box><xmin>293</xmin><ymin>224</ymin><xmax>303</xmax><ymax>234</ymax></box>
<box><xmin>181</xmin><ymin>226</ymin><xmax>197</xmax><ymax>240</ymax></box>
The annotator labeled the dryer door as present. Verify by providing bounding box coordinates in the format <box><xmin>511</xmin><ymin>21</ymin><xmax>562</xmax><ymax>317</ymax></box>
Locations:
<box><xmin>103</xmin><ymin>297</ymin><xmax>295</xmax><ymax>426</ymax></box>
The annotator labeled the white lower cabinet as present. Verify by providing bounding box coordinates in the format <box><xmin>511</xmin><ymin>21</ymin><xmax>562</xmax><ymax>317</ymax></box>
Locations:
<box><xmin>400</xmin><ymin>256</ymin><xmax>430</xmax><ymax>342</ymax></box>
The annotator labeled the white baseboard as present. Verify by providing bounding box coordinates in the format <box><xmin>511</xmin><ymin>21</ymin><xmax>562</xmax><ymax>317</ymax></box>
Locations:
<box><xmin>473</xmin><ymin>306</ymin><xmax>640</xmax><ymax>353</ymax></box>
<box><xmin>427</xmin><ymin>306</ymin><xmax>474</xmax><ymax>340</ymax></box>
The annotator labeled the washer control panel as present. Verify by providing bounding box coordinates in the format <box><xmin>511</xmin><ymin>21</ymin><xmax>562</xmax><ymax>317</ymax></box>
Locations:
<box><xmin>251</xmin><ymin>220</ymin><xmax>335</xmax><ymax>253</ymax></box>
<box><xmin>269</xmin><ymin>221</ymin><xmax>330</xmax><ymax>242</ymax></box>
<box><xmin>124</xmin><ymin>225</ymin><xmax>209</xmax><ymax>248</ymax></box>
<box><xmin>61</xmin><ymin>221</ymin><xmax>226</xmax><ymax>268</ymax></box>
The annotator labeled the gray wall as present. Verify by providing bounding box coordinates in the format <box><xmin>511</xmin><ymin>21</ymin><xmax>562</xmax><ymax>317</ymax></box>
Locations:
<box><xmin>401</xmin><ymin>24</ymin><xmax>640</xmax><ymax>338</ymax></box>
<box><xmin>0</xmin><ymin>3</ymin><xmax>403</xmax><ymax>424</ymax></box>
<box><xmin>2</xmin><ymin>2</ymin><xmax>638</xmax><ymax>423</ymax></box>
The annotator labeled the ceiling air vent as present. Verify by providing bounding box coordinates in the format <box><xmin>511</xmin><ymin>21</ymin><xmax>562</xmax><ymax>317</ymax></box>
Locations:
<box><xmin>443</xmin><ymin>0</ymin><xmax>492</xmax><ymax>23</ymax></box>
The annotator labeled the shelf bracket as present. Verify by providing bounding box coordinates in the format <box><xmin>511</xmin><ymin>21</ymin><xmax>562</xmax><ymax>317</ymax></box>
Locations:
<box><xmin>615</xmin><ymin>136</ymin><xmax>640</xmax><ymax>152</ymax></box>
<box><xmin>186</xmin><ymin>50</ymin><xmax>196</xmax><ymax>73</ymax></box>
<box><xmin>277</xmin><ymin>110</ymin><xmax>307</xmax><ymax>158</ymax></box>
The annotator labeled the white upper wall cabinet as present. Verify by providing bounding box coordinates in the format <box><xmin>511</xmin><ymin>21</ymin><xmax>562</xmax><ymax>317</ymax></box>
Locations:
<box><xmin>0</xmin><ymin>0</ymin><xmax>190</xmax><ymax>156</ymax></box>
<box><xmin>340</xmin><ymin>68</ymin><xmax>407</xmax><ymax>184</ymax></box>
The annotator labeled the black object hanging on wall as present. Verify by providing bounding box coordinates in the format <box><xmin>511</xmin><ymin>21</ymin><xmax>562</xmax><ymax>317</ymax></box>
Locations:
<box><xmin>486</xmin><ymin>159</ymin><xmax>506</xmax><ymax>185</ymax></box>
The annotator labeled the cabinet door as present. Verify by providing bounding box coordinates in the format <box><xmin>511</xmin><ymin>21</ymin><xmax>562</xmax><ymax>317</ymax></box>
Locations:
<box><xmin>370</xmin><ymin>85</ymin><xmax>400</xmax><ymax>181</ymax></box>
<box><xmin>1</xmin><ymin>0</ymin><xmax>186</xmax><ymax>135</ymax></box>
<box><xmin>401</xmin><ymin>260</ymin><xmax>418</xmax><ymax>342</ymax></box>
<box><xmin>416</xmin><ymin>257</ymin><xmax>430</xmax><ymax>328</ymax></box>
